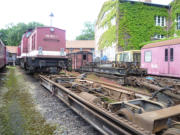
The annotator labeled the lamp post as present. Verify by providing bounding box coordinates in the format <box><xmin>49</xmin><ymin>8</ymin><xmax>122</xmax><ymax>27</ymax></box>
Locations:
<box><xmin>49</xmin><ymin>12</ymin><xmax>54</xmax><ymax>26</ymax></box>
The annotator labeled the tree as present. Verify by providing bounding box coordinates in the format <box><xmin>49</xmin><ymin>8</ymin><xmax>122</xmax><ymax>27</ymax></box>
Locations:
<box><xmin>0</xmin><ymin>22</ymin><xmax>44</xmax><ymax>46</ymax></box>
<box><xmin>76</xmin><ymin>22</ymin><xmax>95</xmax><ymax>40</ymax></box>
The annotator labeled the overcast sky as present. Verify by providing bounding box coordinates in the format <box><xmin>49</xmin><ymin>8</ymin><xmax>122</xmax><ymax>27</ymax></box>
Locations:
<box><xmin>0</xmin><ymin>0</ymin><xmax>173</xmax><ymax>40</ymax></box>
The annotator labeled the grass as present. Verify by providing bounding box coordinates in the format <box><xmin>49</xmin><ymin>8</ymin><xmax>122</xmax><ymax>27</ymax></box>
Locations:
<box><xmin>0</xmin><ymin>67</ymin><xmax>56</xmax><ymax>135</ymax></box>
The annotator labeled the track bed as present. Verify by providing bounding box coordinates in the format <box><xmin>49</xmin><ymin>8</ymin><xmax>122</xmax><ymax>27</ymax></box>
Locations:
<box><xmin>39</xmin><ymin>74</ymin><xmax>180</xmax><ymax>135</ymax></box>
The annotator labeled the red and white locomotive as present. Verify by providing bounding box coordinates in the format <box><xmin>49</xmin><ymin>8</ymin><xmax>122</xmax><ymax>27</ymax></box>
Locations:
<box><xmin>0</xmin><ymin>39</ymin><xmax>6</xmax><ymax>70</ymax></box>
<box><xmin>18</xmin><ymin>27</ymin><xmax>70</xmax><ymax>73</ymax></box>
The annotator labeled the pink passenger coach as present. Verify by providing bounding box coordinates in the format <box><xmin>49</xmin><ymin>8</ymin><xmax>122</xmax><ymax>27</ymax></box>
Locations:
<box><xmin>141</xmin><ymin>38</ymin><xmax>180</xmax><ymax>78</ymax></box>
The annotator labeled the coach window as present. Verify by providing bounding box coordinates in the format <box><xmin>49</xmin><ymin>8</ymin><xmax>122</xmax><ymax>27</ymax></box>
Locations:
<box><xmin>83</xmin><ymin>54</ymin><xmax>87</xmax><ymax>60</ymax></box>
<box><xmin>144</xmin><ymin>51</ymin><xmax>152</xmax><ymax>62</ymax></box>
<box><xmin>170</xmin><ymin>48</ymin><xmax>174</xmax><ymax>61</ymax></box>
<box><xmin>165</xmin><ymin>49</ymin><xmax>168</xmax><ymax>61</ymax></box>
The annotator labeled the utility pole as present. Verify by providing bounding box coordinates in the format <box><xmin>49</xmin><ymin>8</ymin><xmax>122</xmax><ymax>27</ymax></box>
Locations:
<box><xmin>49</xmin><ymin>12</ymin><xmax>54</xmax><ymax>26</ymax></box>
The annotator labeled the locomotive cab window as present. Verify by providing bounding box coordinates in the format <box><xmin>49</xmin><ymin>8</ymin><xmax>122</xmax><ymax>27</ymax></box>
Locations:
<box><xmin>170</xmin><ymin>48</ymin><xmax>174</xmax><ymax>61</ymax></box>
<box><xmin>144</xmin><ymin>51</ymin><xmax>152</xmax><ymax>62</ymax></box>
<box><xmin>83</xmin><ymin>54</ymin><xmax>87</xmax><ymax>60</ymax></box>
<box><xmin>165</xmin><ymin>49</ymin><xmax>168</xmax><ymax>61</ymax></box>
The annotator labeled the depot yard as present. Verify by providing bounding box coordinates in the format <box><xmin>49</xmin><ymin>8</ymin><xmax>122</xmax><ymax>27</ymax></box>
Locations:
<box><xmin>0</xmin><ymin>67</ymin><xmax>99</xmax><ymax>135</ymax></box>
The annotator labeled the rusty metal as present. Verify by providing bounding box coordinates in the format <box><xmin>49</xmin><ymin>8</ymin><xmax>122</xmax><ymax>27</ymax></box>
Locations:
<box><xmin>39</xmin><ymin>74</ymin><xmax>180</xmax><ymax>135</ymax></box>
<box><xmin>39</xmin><ymin>74</ymin><xmax>151</xmax><ymax>135</ymax></box>
<box><xmin>125</xmin><ymin>76</ymin><xmax>180</xmax><ymax>104</ymax></box>
<box><xmin>134</xmin><ymin>105</ymin><xmax>180</xmax><ymax>133</ymax></box>
<box><xmin>86</xmin><ymin>78</ymin><xmax>151</xmax><ymax>97</ymax></box>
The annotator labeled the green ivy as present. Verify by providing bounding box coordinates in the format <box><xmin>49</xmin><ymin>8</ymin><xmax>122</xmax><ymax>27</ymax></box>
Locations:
<box><xmin>96</xmin><ymin>0</ymin><xmax>117</xmax><ymax>49</ymax></box>
<box><xmin>170</xmin><ymin>0</ymin><xmax>180</xmax><ymax>36</ymax></box>
<box><xmin>97</xmin><ymin>0</ymin><xmax>180</xmax><ymax>50</ymax></box>
<box><xmin>118</xmin><ymin>2</ymin><xmax>169</xmax><ymax>50</ymax></box>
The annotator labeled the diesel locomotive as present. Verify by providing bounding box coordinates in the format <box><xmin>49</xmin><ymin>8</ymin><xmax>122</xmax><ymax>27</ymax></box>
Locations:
<box><xmin>18</xmin><ymin>27</ymin><xmax>70</xmax><ymax>73</ymax></box>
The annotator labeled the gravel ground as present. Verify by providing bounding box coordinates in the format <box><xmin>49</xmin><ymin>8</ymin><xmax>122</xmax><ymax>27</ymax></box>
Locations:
<box><xmin>21</xmin><ymin>69</ymin><xmax>100</xmax><ymax>135</ymax></box>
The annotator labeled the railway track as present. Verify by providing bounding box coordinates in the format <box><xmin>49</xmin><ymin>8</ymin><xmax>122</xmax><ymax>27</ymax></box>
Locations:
<box><xmin>39</xmin><ymin>74</ymin><xmax>180</xmax><ymax>135</ymax></box>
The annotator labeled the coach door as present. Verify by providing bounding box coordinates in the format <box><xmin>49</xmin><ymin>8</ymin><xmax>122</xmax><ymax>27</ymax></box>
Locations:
<box><xmin>163</xmin><ymin>46</ymin><xmax>180</xmax><ymax>76</ymax></box>
<box><xmin>169</xmin><ymin>45</ymin><xmax>180</xmax><ymax>76</ymax></box>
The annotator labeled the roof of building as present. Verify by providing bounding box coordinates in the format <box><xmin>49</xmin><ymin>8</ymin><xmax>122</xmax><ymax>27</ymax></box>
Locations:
<box><xmin>6</xmin><ymin>46</ymin><xmax>18</xmax><ymax>54</ymax></box>
<box><xmin>66</xmin><ymin>40</ymin><xmax>95</xmax><ymax>49</ymax></box>
<box><xmin>142</xmin><ymin>38</ymin><xmax>180</xmax><ymax>49</ymax></box>
<box><xmin>122</xmin><ymin>0</ymin><xmax>170</xmax><ymax>8</ymax></box>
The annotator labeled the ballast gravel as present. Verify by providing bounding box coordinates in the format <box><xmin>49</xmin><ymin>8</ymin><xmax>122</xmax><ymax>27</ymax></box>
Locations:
<box><xmin>22</xmin><ymin>71</ymin><xmax>100</xmax><ymax>135</ymax></box>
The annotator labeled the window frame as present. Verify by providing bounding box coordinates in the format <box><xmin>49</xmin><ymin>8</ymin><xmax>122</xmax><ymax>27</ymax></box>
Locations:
<box><xmin>165</xmin><ymin>48</ymin><xmax>168</xmax><ymax>62</ymax></box>
<box><xmin>144</xmin><ymin>51</ymin><xmax>152</xmax><ymax>63</ymax></box>
<box><xmin>155</xmin><ymin>16</ymin><xmax>166</xmax><ymax>27</ymax></box>
<box><xmin>170</xmin><ymin>48</ymin><xmax>174</xmax><ymax>61</ymax></box>
<box><xmin>177</xmin><ymin>13</ymin><xmax>180</xmax><ymax>30</ymax></box>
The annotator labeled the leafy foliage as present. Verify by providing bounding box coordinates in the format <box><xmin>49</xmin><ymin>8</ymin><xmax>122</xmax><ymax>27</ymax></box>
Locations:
<box><xmin>76</xmin><ymin>22</ymin><xmax>95</xmax><ymax>40</ymax></box>
<box><xmin>171</xmin><ymin>0</ymin><xmax>180</xmax><ymax>36</ymax></box>
<box><xmin>0</xmin><ymin>22</ymin><xmax>44</xmax><ymax>46</ymax></box>
<box><xmin>96</xmin><ymin>0</ymin><xmax>180</xmax><ymax>50</ymax></box>
<box><xmin>118</xmin><ymin>2</ymin><xmax>169</xmax><ymax>50</ymax></box>
<box><xmin>96</xmin><ymin>0</ymin><xmax>117</xmax><ymax>49</ymax></box>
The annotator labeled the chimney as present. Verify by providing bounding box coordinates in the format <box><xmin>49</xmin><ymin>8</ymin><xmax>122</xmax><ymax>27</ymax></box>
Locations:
<box><xmin>139</xmin><ymin>0</ymin><xmax>152</xmax><ymax>3</ymax></box>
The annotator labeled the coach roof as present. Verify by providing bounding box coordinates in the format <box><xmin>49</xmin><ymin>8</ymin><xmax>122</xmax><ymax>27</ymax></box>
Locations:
<box><xmin>142</xmin><ymin>38</ymin><xmax>180</xmax><ymax>49</ymax></box>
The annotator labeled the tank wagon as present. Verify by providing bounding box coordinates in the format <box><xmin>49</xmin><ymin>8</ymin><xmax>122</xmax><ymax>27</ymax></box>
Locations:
<box><xmin>0</xmin><ymin>39</ymin><xmax>6</xmax><ymax>70</ymax></box>
<box><xmin>19</xmin><ymin>27</ymin><xmax>70</xmax><ymax>73</ymax></box>
<box><xmin>141</xmin><ymin>38</ymin><xmax>180</xmax><ymax>78</ymax></box>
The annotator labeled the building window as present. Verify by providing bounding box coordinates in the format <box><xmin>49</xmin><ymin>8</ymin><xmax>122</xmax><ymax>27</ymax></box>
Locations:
<box><xmin>144</xmin><ymin>51</ymin><xmax>152</xmax><ymax>62</ymax></box>
<box><xmin>177</xmin><ymin>14</ymin><xmax>180</xmax><ymax>30</ymax></box>
<box><xmin>80</xmin><ymin>48</ymin><xmax>83</xmax><ymax>51</ymax></box>
<box><xmin>170</xmin><ymin>48</ymin><xmax>173</xmax><ymax>61</ymax></box>
<box><xmin>91</xmin><ymin>48</ymin><xmax>94</xmax><ymax>53</ymax></box>
<box><xmin>155</xmin><ymin>16</ymin><xmax>166</xmax><ymax>26</ymax></box>
<box><xmin>165</xmin><ymin>48</ymin><xmax>168</xmax><ymax>61</ymax></box>
<box><xmin>154</xmin><ymin>34</ymin><xmax>165</xmax><ymax>39</ymax></box>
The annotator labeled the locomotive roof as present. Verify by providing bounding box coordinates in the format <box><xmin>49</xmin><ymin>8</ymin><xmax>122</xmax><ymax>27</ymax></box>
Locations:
<box><xmin>121</xmin><ymin>0</ymin><xmax>170</xmax><ymax>8</ymax></box>
<box><xmin>35</xmin><ymin>26</ymin><xmax>65</xmax><ymax>31</ymax></box>
<box><xmin>142</xmin><ymin>38</ymin><xmax>180</xmax><ymax>49</ymax></box>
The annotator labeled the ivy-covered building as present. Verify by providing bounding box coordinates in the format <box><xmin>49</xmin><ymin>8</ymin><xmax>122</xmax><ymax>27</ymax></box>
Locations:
<box><xmin>95</xmin><ymin>0</ymin><xmax>180</xmax><ymax>61</ymax></box>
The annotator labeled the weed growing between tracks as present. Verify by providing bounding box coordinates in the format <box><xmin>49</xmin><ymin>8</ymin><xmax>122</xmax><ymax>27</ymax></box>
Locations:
<box><xmin>0</xmin><ymin>67</ymin><xmax>56</xmax><ymax>135</ymax></box>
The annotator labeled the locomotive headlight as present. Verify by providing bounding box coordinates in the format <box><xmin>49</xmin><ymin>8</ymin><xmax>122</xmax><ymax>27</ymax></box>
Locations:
<box><xmin>38</xmin><ymin>46</ymin><xmax>43</xmax><ymax>55</ymax></box>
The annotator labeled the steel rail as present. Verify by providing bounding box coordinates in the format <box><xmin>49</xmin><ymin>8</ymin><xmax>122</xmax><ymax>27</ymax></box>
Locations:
<box><xmin>39</xmin><ymin>75</ymin><xmax>152</xmax><ymax>135</ymax></box>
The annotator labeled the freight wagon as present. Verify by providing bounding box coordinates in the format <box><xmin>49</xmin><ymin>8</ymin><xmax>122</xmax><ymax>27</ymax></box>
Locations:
<box><xmin>67</xmin><ymin>51</ymin><xmax>93</xmax><ymax>70</ymax></box>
